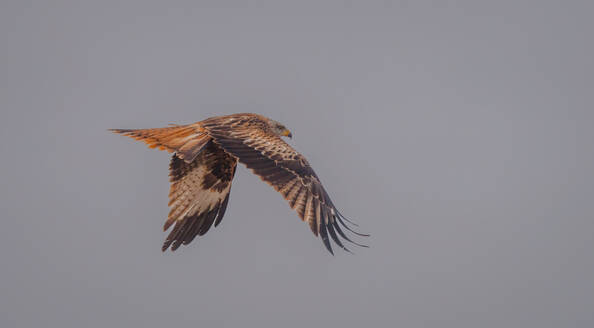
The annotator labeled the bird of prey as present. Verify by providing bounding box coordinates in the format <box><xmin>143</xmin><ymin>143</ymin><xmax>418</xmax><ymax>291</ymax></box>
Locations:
<box><xmin>110</xmin><ymin>113</ymin><xmax>367</xmax><ymax>254</ymax></box>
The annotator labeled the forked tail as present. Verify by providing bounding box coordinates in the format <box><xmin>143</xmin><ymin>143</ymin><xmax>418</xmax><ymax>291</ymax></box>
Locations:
<box><xmin>109</xmin><ymin>123</ymin><xmax>210</xmax><ymax>163</ymax></box>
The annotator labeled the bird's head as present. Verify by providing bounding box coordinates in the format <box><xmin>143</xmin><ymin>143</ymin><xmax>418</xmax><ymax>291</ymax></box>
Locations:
<box><xmin>268</xmin><ymin>119</ymin><xmax>292</xmax><ymax>139</ymax></box>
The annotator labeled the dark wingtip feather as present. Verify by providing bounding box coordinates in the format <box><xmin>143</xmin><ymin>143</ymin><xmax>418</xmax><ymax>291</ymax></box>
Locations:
<box><xmin>319</xmin><ymin>222</ymin><xmax>334</xmax><ymax>255</ymax></box>
<box><xmin>162</xmin><ymin>239</ymin><xmax>172</xmax><ymax>252</ymax></box>
<box><xmin>336</xmin><ymin>214</ymin><xmax>370</xmax><ymax>237</ymax></box>
<box><xmin>162</xmin><ymin>222</ymin><xmax>183</xmax><ymax>251</ymax></box>
<box><xmin>333</xmin><ymin>221</ymin><xmax>369</xmax><ymax>248</ymax></box>
<box><xmin>171</xmin><ymin>240</ymin><xmax>183</xmax><ymax>251</ymax></box>
<box><xmin>336</xmin><ymin>210</ymin><xmax>360</xmax><ymax>227</ymax></box>
<box><xmin>198</xmin><ymin>208</ymin><xmax>218</xmax><ymax>236</ymax></box>
<box><xmin>327</xmin><ymin>222</ymin><xmax>352</xmax><ymax>254</ymax></box>
<box><xmin>180</xmin><ymin>213</ymin><xmax>204</xmax><ymax>245</ymax></box>
<box><xmin>214</xmin><ymin>194</ymin><xmax>230</xmax><ymax>227</ymax></box>
<box><xmin>162</xmin><ymin>218</ymin><xmax>190</xmax><ymax>252</ymax></box>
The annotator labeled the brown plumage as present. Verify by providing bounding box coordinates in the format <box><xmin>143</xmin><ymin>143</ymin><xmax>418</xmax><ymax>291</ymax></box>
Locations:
<box><xmin>110</xmin><ymin>113</ymin><xmax>367</xmax><ymax>254</ymax></box>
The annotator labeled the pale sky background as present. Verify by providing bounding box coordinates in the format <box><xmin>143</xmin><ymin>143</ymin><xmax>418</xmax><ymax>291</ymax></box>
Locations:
<box><xmin>1</xmin><ymin>1</ymin><xmax>593</xmax><ymax>327</ymax></box>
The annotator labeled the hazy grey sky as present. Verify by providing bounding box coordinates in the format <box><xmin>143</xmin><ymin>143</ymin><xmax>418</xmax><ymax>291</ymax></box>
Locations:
<box><xmin>1</xmin><ymin>1</ymin><xmax>593</xmax><ymax>327</ymax></box>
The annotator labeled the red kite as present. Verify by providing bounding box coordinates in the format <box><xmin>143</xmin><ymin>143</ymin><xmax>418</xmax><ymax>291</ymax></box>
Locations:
<box><xmin>110</xmin><ymin>113</ymin><xmax>367</xmax><ymax>254</ymax></box>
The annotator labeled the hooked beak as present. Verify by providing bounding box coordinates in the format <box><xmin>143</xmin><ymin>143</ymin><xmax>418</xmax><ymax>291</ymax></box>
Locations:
<box><xmin>282</xmin><ymin>129</ymin><xmax>292</xmax><ymax>139</ymax></box>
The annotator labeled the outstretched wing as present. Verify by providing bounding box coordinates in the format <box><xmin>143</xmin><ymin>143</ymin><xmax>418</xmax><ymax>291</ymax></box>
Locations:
<box><xmin>201</xmin><ymin>116</ymin><xmax>367</xmax><ymax>254</ymax></box>
<box><xmin>163</xmin><ymin>141</ymin><xmax>237</xmax><ymax>251</ymax></box>
<box><xmin>111</xmin><ymin>125</ymin><xmax>237</xmax><ymax>251</ymax></box>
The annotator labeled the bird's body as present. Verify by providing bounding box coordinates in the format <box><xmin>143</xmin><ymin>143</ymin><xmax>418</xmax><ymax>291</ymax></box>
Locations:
<box><xmin>110</xmin><ymin>113</ymin><xmax>366</xmax><ymax>254</ymax></box>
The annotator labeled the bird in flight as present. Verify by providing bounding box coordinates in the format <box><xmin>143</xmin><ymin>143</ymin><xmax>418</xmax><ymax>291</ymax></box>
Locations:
<box><xmin>110</xmin><ymin>113</ymin><xmax>367</xmax><ymax>254</ymax></box>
